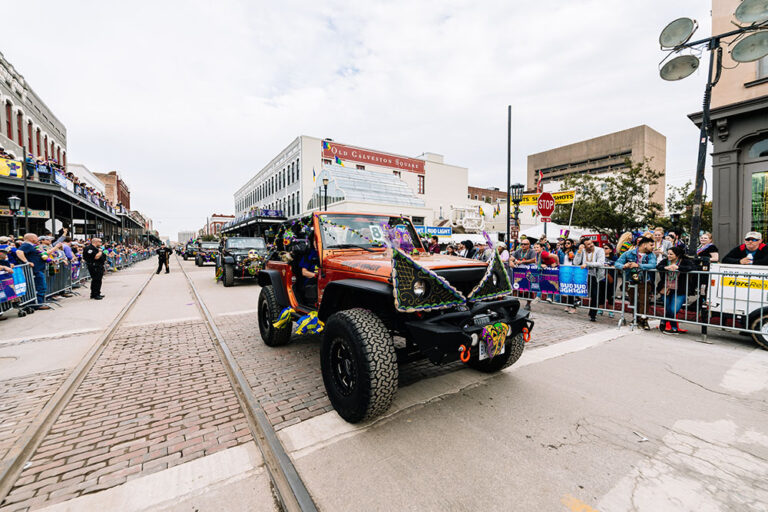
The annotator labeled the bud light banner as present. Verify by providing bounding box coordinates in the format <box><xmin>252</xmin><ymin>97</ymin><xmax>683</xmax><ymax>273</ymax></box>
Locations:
<box><xmin>512</xmin><ymin>265</ymin><xmax>559</xmax><ymax>294</ymax></box>
<box><xmin>558</xmin><ymin>266</ymin><xmax>589</xmax><ymax>297</ymax></box>
<box><xmin>12</xmin><ymin>267</ymin><xmax>27</xmax><ymax>296</ymax></box>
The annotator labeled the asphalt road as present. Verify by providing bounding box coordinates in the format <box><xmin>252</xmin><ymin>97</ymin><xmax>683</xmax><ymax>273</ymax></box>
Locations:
<box><xmin>288</xmin><ymin>331</ymin><xmax>768</xmax><ymax>511</ymax></box>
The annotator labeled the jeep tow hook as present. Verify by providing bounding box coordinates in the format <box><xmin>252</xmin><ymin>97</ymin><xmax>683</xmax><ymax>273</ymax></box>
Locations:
<box><xmin>459</xmin><ymin>344</ymin><xmax>471</xmax><ymax>363</ymax></box>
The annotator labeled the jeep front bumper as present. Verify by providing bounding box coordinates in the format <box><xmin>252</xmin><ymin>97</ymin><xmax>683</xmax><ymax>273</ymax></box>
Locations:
<box><xmin>403</xmin><ymin>297</ymin><xmax>533</xmax><ymax>364</ymax></box>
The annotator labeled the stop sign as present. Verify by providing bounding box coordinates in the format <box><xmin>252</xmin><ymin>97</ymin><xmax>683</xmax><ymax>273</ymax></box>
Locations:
<box><xmin>537</xmin><ymin>192</ymin><xmax>555</xmax><ymax>222</ymax></box>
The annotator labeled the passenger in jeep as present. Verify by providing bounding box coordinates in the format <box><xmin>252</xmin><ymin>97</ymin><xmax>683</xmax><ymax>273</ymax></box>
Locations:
<box><xmin>299</xmin><ymin>245</ymin><xmax>319</xmax><ymax>304</ymax></box>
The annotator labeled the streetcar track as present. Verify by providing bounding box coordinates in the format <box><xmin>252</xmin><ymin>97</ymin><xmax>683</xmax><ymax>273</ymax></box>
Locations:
<box><xmin>175</xmin><ymin>254</ymin><xmax>318</xmax><ymax>512</ymax></box>
<box><xmin>0</xmin><ymin>265</ymin><xmax>156</xmax><ymax>505</ymax></box>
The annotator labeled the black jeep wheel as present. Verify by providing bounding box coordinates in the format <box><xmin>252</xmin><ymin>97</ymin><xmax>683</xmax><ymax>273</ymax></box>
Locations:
<box><xmin>223</xmin><ymin>265</ymin><xmax>234</xmax><ymax>287</ymax></box>
<box><xmin>468</xmin><ymin>332</ymin><xmax>525</xmax><ymax>373</ymax></box>
<box><xmin>258</xmin><ymin>286</ymin><xmax>292</xmax><ymax>346</ymax></box>
<box><xmin>183</xmin><ymin>254</ymin><xmax>188</xmax><ymax>261</ymax></box>
<box><xmin>195</xmin><ymin>256</ymin><xmax>201</xmax><ymax>266</ymax></box>
<box><xmin>321</xmin><ymin>309</ymin><xmax>398</xmax><ymax>423</ymax></box>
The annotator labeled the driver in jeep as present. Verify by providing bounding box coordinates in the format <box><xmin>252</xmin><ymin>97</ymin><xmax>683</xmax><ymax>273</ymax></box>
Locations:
<box><xmin>299</xmin><ymin>243</ymin><xmax>319</xmax><ymax>306</ymax></box>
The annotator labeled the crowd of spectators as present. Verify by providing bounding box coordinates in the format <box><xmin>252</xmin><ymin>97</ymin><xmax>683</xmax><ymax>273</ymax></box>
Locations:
<box><xmin>0</xmin><ymin>227</ymin><xmax>151</xmax><ymax>321</ymax></box>
<box><xmin>423</xmin><ymin>227</ymin><xmax>766</xmax><ymax>333</ymax></box>
<box><xmin>0</xmin><ymin>149</ymin><xmax>127</xmax><ymax>215</ymax></box>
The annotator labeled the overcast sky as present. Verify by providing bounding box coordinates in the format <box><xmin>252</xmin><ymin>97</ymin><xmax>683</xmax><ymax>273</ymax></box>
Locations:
<box><xmin>2</xmin><ymin>1</ymin><xmax>712</xmax><ymax>239</ymax></box>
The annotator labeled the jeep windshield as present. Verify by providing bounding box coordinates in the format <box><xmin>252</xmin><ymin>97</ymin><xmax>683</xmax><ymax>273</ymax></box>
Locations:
<box><xmin>199</xmin><ymin>242</ymin><xmax>219</xmax><ymax>250</ymax></box>
<box><xmin>319</xmin><ymin>214</ymin><xmax>423</xmax><ymax>251</ymax></box>
<box><xmin>226</xmin><ymin>238</ymin><xmax>266</xmax><ymax>250</ymax></box>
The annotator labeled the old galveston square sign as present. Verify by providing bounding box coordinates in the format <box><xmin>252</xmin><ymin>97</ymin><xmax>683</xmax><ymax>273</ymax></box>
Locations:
<box><xmin>322</xmin><ymin>142</ymin><xmax>426</xmax><ymax>174</ymax></box>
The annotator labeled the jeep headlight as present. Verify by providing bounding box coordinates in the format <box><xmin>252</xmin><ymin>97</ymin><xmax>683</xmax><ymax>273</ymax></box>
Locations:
<box><xmin>413</xmin><ymin>279</ymin><xmax>428</xmax><ymax>298</ymax></box>
<box><xmin>491</xmin><ymin>272</ymin><xmax>499</xmax><ymax>287</ymax></box>
<box><xmin>236</xmin><ymin>255</ymin><xmax>242</xmax><ymax>262</ymax></box>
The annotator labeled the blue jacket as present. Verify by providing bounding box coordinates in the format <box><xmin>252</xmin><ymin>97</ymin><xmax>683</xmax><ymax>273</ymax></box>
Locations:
<box><xmin>615</xmin><ymin>248</ymin><xmax>657</xmax><ymax>281</ymax></box>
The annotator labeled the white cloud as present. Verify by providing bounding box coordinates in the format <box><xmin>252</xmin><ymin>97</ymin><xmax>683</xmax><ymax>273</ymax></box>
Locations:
<box><xmin>2</xmin><ymin>0</ymin><xmax>712</xmax><ymax>238</ymax></box>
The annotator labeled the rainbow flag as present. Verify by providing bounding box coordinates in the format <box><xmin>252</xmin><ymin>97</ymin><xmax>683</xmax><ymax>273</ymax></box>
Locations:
<box><xmin>322</xmin><ymin>140</ymin><xmax>331</xmax><ymax>150</ymax></box>
<box><xmin>335</xmin><ymin>156</ymin><xmax>344</xmax><ymax>167</ymax></box>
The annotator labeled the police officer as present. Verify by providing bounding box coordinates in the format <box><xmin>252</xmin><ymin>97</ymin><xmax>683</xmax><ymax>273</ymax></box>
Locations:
<box><xmin>157</xmin><ymin>244</ymin><xmax>172</xmax><ymax>274</ymax></box>
<box><xmin>82</xmin><ymin>238</ymin><xmax>106</xmax><ymax>300</ymax></box>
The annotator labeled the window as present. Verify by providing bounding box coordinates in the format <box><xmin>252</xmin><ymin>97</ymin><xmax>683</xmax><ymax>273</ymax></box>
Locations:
<box><xmin>16</xmin><ymin>112</ymin><xmax>23</xmax><ymax>147</ymax></box>
<box><xmin>57</xmin><ymin>147</ymin><xmax>61</xmax><ymax>163</ymax></box>
<box><xmin>467</xmin><ymin>194</ymin><xmax>471</xmax><ymax>199</ymax></box>
<box><xmin>418</xmin><ymin>175</ymin><xmax>425</xmax><ymax>194</ymax></box>
<box><xmin>62</xmin><ymin>150</ymin><xmax>66</xmax><ymax>166</ymax></box>
<box><xmin>393</xmin><ymin>170</ymin><xmax>401</xmax><ymax>178</ymax></box>
<box><xmin>759</xmin><ymin>56</ymin><xmax>768</xmax><ymax>79</ymax></box>
<box><xmin>36</xmin><ymin>129</ymin><xmax>41</xmax><ymax>155</ymax></box>
<box><xmin>4</xmin><ymin>102</ymin><xmax>11</xmax><ymax>140</ymax></box>
<box><xmin>44</xmin><ymin>134</ymin><xmax>48</xmax><ymax>160</ymax></box>
<box><xmin>323</xmin><ymin>158</ymin><xmax>331</xmax><ymax>165</ymax></box>
<box><xmin>748</xmin><ymin>136</ymin><xmax>768</xmax><ymax>159</ymax></box>
<box><xmin>27</xmin><ymin>122</ymin><xmax>33</xmax><ymax>156</ymax></box>
<box><xmin>356</xmin><ymin>164</ymin><xmax>365</xmax><ymax>170</ymax></box>
<box><xmin>474</xmin><ymin>195</ymin><xmax>478</xmax><ymax>200</ymax></box>
<box><xmin>752</xmin><ymin>172</ymin><xmax>768</xmax><ymax>241</ymax></box>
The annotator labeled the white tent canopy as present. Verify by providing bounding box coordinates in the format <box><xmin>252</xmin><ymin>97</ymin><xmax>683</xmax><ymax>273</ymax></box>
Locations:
<box><xmin>519</xmin><ymin>222</ymin><xmax>588</xmax><ymax>241</ymax></box>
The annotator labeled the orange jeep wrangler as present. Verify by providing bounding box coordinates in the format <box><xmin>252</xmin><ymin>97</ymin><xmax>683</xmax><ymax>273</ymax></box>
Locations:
<box><xmin>257</xmin><ymin>212</ymin><xmax>533</xmax><ymax>423</ymax></box>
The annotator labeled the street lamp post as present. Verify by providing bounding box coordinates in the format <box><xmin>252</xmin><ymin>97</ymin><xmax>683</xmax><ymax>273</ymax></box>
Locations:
<box><xmin>8</xmin><ymin>195</ymin><xmax>21</xmax><ymax>238</ymax></box>
<box><xmin>658</xmin><ymin>4</ymin><xmax>768</xmax><ymax>255</ymax></box>
<box><xmin>509</xmin><ymin>183</ymin><xmax>524</xmax><ymax>247</ymax></box>
<box><xmin>322</xmin><ymin>177</ymin><xmax>329</xmax><ymax>212</ymax></box>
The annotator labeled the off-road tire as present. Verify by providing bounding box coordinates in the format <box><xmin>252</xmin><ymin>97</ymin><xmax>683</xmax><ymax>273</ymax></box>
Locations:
<box><xmin>223</xmin><ymin>265</ymin><xmax>234</xmax><ymax>287</ymax></box>
<box><xmin>183</xmin><ymin>254</ymin><xmax>188</xmax><ymax>261</ymax></box>
<box><xmin>749</xmin><ymin>314</ymin><xmax>768</xmax><ymax>351</ymax></box>
<box><xmin>321</xmin><ymin>309</ymin><xmax>398</xmax><ymax>423</ymax></box>
<box><xmin>195</xmin><ymin>256</ymin><xmax>201</xmax><ymax>266</ymax></box>
<box><xmin>258</xmin><ymin>286</ymin><xmax>292</xmax><ymax>346</ymax></box>
<box><xmin>468</xmin><ymin>332</ymin><xmax>525</xmax><ymax>373</ymax></box>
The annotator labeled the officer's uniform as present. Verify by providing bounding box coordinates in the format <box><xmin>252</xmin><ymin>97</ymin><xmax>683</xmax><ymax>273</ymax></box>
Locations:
<box><xmin>157</xmin><ymin>247</ymin><xmax>172</xmax><ymax>274</ymax></box>
<box><xmin>82</xmin><ymin>244</ymin><xmax>105</xmax><ymax>299</ymax></box>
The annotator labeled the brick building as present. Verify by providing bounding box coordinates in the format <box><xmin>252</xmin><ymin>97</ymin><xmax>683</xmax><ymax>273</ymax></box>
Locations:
<box><xmin>95</xmin><ymin>171</ymin><xmax>131</xmax><ymax>209</ymax></box>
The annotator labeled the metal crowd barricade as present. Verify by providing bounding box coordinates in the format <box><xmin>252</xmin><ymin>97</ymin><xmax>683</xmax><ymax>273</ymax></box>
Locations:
<box><xmin>508</xmin><ymin>258</ymin><xmax>768</xmax><ymax>348</ymax></box>
<box><xmin>2</xmin><ymin>263</ymin><xmax>39</xmax><ymax>316</ymax></box>
<box><xmin>635</xmin><ymin>264</ymin><xmax>768</xmax><ymax>347</ymax></box>
<box><xmin>45</xmin><ymin>261</ymin><xmax>73</xmax><ymax>299</ymax></box>
<box><xmin>509</xmin><ymin>264</ymin><xmax>636</xmax><ymax>327</ymax></box>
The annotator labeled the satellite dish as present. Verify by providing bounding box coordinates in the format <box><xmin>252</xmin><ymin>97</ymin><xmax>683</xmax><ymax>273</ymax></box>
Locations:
<box><xmin>660</xmin><ymin>55</ymin><xmax>700</xmax><ymax>81</ymax></box>
<box><xmin>731</xmin><ymin>31</ymin><xmax>768</xmax><ymax>62</ymax></box>
<box><xmin>734</xmin><ymin>0</ymin><xmax>768</xmax><ymax>24</ymax></box>
<box><xmin>659</xmin><ymin>17</ymin><xmax>698</xmax><ymax>48</ymax></box>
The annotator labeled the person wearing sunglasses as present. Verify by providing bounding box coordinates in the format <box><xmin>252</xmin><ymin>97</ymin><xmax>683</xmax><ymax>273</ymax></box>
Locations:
<box><xmin>722</xmin><ymin>232</ymin><xmax>768</xmax><ymax>266</ymax></box>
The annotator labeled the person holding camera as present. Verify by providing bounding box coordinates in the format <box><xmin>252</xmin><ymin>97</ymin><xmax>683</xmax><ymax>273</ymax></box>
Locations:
<box><xmin>614</xmin><ymin>236</ymin><xmax>657</xmax><ymax>330</ymax></box>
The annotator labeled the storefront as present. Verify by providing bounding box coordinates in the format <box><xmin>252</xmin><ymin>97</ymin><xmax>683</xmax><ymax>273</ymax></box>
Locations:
<box><xmin>691</xmin><ymin>96</ymin><xmax>768</xmax><ymax>250</ymax></box>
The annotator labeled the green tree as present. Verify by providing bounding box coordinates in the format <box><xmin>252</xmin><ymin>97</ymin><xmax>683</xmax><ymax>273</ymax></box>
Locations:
<box><xmin>200</xmin><ymin>234</ymin><xmax>218</xmax><ymax>241</ymax></box>
<box><xmin>550</xmin><ymin>158</ymin><xmax>664</xmax><ymax>240</ymax></box>
<box><xmin>651</xmin><ymin>180</ymin><xmax>713</xmax><ymax>236</ymax></box>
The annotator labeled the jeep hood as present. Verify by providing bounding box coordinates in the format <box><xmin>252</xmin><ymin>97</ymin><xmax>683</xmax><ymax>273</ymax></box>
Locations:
<box><xmin>326</xmin><ymin>251</ymin><xmax>486</xmax><ymax>278</ymax></box>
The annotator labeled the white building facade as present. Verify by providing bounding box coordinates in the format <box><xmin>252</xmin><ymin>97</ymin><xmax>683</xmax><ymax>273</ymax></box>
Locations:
<box><xmin>233</xmin><ymin>136</ymin><xmax>469</xmax><ymax>226</ymax></box>
<box><xmin>66</xmin><ymin>163</ymin><xmax>106</xmax><ymax>194</ymax></box>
